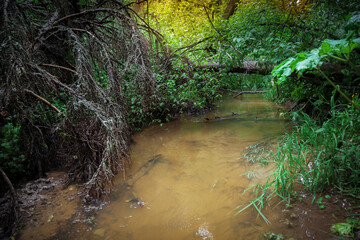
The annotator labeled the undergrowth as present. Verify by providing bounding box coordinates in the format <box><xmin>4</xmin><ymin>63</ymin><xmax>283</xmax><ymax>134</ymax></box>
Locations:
<box><xmin>0</xmin><ymin>117</ymin><xmax>28</xmax><ymax>181</ymax></box>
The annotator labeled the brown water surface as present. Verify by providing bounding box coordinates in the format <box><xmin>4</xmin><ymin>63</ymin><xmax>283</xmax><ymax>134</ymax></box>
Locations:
<box><xmin>19</xmin><ymin>94</ymin><xmax>354</xmax><ymax>240</ymax></box>
<box><xmin>82</xmin><ymin>94</ymin><xmax>291</xmax><ymax>240</ymax></box>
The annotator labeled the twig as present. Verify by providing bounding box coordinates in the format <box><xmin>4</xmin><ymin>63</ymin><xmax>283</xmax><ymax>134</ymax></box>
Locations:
<box><xmin>55</xmin><ymin>4</ymin><xmax>138</xmax><ymax>26</ymax></box>
<box><xmin>233</xmin><ymin>91</ymin><xmax>266</xmax><ymax>98</ymax></box>
<box><xmin>317</xmin><ymin>67</ymin><xmax>360</xmax><ymax>112</ymax></box>
<box><xmin>40</xmin><ymin>63</ymin><xmax>77</xmax><ymax>73</ymax></box>
<box><xmin>24</xmin><ymin>89</ymin><xmax>63</xmax><ymax>114</ymax></box>
<box><xmin>173</xmin><ymin>37</ymin><xmax>211</xmax><ymax>55</ymax></box>
<box><xmin>203</xmin><ymin>4</ymin><xmax>222</xmax><ymax>36</ymax></box>
<box><xmin>44</xmin><ymin>71</ymin><xmax>75</xmax><ymax>94</ymax></box>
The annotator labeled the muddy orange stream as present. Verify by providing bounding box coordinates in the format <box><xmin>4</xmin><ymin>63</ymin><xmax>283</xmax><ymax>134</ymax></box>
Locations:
<box><xmin>22</xmin><ymin>94</ymin><xmax>313</xmax><ymax>240</ymax></box>
<box><xmin>80</xmin><ymin>94</ymin><xmax>291</xmax><ymax>240</ymax></box>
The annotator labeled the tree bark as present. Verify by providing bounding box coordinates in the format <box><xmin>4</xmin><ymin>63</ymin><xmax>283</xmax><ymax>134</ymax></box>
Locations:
<box><xmin>223</xmin><ymin>0</ymin><xmax>241</xmax><ymax>19</ymax></box>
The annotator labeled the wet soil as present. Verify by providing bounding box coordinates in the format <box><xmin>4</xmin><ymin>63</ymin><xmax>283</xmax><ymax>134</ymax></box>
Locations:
<box><xmin>15</xmin><ymin>172</ymin><xmax>81</xmax><ymax>240</ymax></box>
<box><xmin>266</xmin><ymin>190</ymin><xmax>358</xmax><ymax>239</ymax></box>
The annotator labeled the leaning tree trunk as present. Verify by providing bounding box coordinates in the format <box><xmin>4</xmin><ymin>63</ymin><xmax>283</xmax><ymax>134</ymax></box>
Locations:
<box><xmin>223</xmin><ymin>0</ymin><xmax>241</xmax><ymax>19</ymax></box>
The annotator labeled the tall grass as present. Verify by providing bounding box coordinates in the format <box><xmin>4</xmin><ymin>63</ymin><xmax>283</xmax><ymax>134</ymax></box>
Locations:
<box><xmin>273</xmin><ymin>106</ymin><xmax>360</xmax><ymax>200</ymax></box>
<box><xmin>234</xmin><ymin>99</ymin><xmax>360</xmax><ymax>222</ymax></box>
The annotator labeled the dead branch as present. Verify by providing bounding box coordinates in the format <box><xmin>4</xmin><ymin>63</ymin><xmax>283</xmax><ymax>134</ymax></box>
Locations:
<box><xmin>233</xmin><ymin>90</ymin><xmax>266</xmax><ymax>98</ymax></box>
<box><xmin>55</xmin><ymin>7</ymin><xmax>128</xmax><ymax>25</ymax></box>
<box><xmin>40</xmin><ymin>63</ymin><xmax>77</xmax><ymax>73</ymax></box>
<box><xmin>24</xmin><ymin>89</ymin><xmax>63</xmax><ymax>114</ymax></box>
<box><xmin>43</xmin><ymin>71</ymin><xmax>75</xmax><ymax>94</ymax></box>
<box><xmin>2</xmin><ymin>0</ymin><xmax>158</xmax><ymax>206</ymax></box>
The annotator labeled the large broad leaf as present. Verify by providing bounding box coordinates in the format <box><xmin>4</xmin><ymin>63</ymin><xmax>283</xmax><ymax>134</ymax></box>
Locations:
<box><xmin>295</xmin><ymin>48</ymin><xmax>322</xmax><ymax>73</ymax></box>
<box><xmin>320</xmin><ymin>38</ymin><xmax>360</xmax><ymax>55</ymax></box>
<box><xmin>273</xmin><ymin>34</ymin><xmax>360</xmax><ymax>85</ymax></box>
<box><xmin>272</xmin><ymin>49</ymin><xmax>322</xmax><ymax>83</ymax></box>
<box><xmin>345</xmin><ymin>11</ymin><xmax>360</xmax><ymax>31</ymax></box>
<box><xmin>272</xmin><ymin>57</ymin><xmax>296</xmax><ymax>84</ymax></box>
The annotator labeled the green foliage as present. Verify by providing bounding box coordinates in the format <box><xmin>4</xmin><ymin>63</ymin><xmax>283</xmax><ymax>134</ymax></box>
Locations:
<box><xmin>272</xmin><ymin>33</ymin><xmax>360</xmax><ymax>84</ymax></box>
<box><xmin>78</xmin><ymin>0</ymin><xmax>96</xmax><ymax>7</ymax></box>
<box><xmin>124</xmin><ymin>63</ymin><xmax>222</xmax><ymax>129</ymax></box>
<box><xmin>345</xmin><ymin>11</ymin><xmax>360</xmax><ymax>31</ymax></box>
<box><xmin>219</xmin><ymin>73</ymin><xmax>272</xmax><ymax>91</ymax></box>
<box><xmin>0</xmin><ymin>118</ymin><xmax>28</xmax><ymax>178</ymax></box>
<box><xmin>234</xmin><ymin>95</ymin><xmax>360</xmax><ymax>222</ymax></box>
<box><xmin>272</xmin><ymin>102</ymin><xmax>360</xmax><ymax>200</ymax></box>
<box><xmin>147</xmin><ymin>0</ymin><xmax>224</xmax><ymax>61</ymax></box>
<box><xmin>331</xmin><ymin>219</ymin><xmax>360</xmax><ymax>238</ymax></box>
<box><xmin>92</xmin><ymin>60</ymin><xmax>109</xmax><ymax>89</ymax></box>
<box><xmin>217</xmin><ymin>0</ymin><xmax>355</xmax><ymax>67</ymax></box>
<box><xmin>269</xmin><ymin>10</ymin><xmax>360</xmax><ymax>108</ymax></box>
<box><xmin>262</xmin><ymin>232</ymin><xmax>284</xmax><ymax>240</ymax></box>
<box><xmin>232</xmin><ymin>185</ymin><xmax>272</xmax><ymax>224</ymax></box>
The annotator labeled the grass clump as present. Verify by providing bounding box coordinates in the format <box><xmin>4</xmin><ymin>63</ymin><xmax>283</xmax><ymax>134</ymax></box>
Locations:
<box><xmin>273</xmin><ymin>105</ymin><xmax>360</xmax><ymax>201</ymax></box>
<box><xmin>234</xmin><ymin>99</ymin><xmax>360</xmax><ymax>223</ymax></box>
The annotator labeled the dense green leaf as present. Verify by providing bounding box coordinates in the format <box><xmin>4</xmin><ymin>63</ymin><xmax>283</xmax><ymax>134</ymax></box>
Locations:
<box><xmin>272</xmin><ymin>57</ymin><xmax>296</xmax><ymax>84</ymax></box>
<box><xmin>295</xmin><ymin>48</ymin><xmax>322</xmax><ymax>73</ymax></box>
<box><xmin>320</xmin><ymin>38</ymin><xmax>360</xmax><ymax>55</ymax></box>
<box><xmin>345</xmin><ymin>11</ymin><xmax>360</xmax><ymax>31</ymax></box>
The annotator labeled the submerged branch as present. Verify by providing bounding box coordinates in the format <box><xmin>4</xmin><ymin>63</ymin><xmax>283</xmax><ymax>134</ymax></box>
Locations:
<box><xmin>233</xmin><ymin>91</ymin><xmax>266</xmax><ymax>98</ymax></box>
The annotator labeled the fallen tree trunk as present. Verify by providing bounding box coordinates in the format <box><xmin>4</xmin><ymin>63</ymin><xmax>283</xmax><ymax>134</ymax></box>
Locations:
<box><xmin>195</xmin><ymin>61</ymin><xmax>273</xmax><ymax>75</ymax></box>
<box><xmin>195</xmin><ymin>61</ymin><xmax>344</xmax><ymax>75</ymax></box>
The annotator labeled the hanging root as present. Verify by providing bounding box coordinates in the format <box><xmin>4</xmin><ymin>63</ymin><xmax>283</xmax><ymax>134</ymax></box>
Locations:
<box><xmin>0</xmin><ymin>0</ymin><xmax>162</xmax><ymax>204</ymax></box>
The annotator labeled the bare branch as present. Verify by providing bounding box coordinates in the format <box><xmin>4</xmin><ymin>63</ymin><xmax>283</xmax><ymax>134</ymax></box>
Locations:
<box><xmin>24</xmin><ymin>89</ymin><xmax>63</xmax><ymax>114</ymax></box>
<box><xmin>40</xmin><ymin>63</ymin><xmax>77</xmax><ymax>73</ymax></box>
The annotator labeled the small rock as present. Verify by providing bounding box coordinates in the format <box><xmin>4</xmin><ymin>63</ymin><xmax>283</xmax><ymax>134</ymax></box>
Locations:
<box><xmin>47</xmin><ymin>214</ymin><xmax>54</xmax><ymax>223</ymax></box>
<box><xmin>282</xmin><ymin>219</ymin><xmax>294</xmax><ymax>228</ymax></box>
<box><xmin>93</xmin><ymin>228</ymin><xmax>105</xmax><ymax>237</ymax></box>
